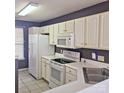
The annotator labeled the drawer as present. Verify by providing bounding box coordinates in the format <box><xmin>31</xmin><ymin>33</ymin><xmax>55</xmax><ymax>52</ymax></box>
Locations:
<box><xmin>65</xmin><ymin>73</ymin><xmax>77</xmax><ymax>84</ymax></box>
<box><xmin>66</xmin><ymin>66</ymin><xmax>77</xmax><ymax>76</ymax></box>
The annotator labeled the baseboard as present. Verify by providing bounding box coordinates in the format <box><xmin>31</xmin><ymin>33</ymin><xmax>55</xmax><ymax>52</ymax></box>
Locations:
<box><xmin>18</xmin><ymin>68</ymin><xmax>28</xmax><ymax>71</ymax></box>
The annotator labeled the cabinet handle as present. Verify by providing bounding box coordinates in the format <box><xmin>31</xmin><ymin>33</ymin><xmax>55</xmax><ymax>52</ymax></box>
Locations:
<box><xmin>85</xmin><ymin>43</ymin><xmax>87</xmax><ymax>45</ymax></box>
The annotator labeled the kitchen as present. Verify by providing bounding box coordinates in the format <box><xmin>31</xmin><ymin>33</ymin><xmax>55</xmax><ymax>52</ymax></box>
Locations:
<box><xmin>15</xmin><ymin>0</ymin><xmax>109</xmax><ymax>93</ymax></box>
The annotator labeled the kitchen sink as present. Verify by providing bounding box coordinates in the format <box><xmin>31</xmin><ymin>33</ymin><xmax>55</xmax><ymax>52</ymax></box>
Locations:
<box><xmin>83</xmin><ymin>67</ymin><xmax>109</xmax><ymax>84</ymax></box>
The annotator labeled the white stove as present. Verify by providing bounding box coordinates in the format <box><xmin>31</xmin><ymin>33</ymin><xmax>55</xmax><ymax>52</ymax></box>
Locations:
<box><xmin>49</xmin><ymin>50</ymin><xmax>80</xmax><ymax>88</ymax></box>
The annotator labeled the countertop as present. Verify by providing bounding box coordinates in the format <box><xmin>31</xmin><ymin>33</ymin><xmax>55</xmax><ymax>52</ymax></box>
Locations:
<box><xmin>42</xmin><ymin>58</ymin><xmax>109</xmax><ymax>93</ymax></box>
<box><xmin>41</xmin><ymin>53</ymin><xmax>64</xmax><ymax>60</ymax></box>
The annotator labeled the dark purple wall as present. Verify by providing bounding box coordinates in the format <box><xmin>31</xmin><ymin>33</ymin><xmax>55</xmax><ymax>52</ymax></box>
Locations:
<box><xmin>40</xmin><ymin>1</ymin><xmax>109</xmax><ymax>26</ymax></box>
<box><xmin>55</xmin><ymin>47</ymin><xmax>109</xmax><ymax>63</ymax></box>
<box><xmin>15</xmin><ymin>20</ymin><xmax>41</xmax><ymax>69</ymax></box>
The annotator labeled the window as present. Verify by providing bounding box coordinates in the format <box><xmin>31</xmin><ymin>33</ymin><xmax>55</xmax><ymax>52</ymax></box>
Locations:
<box><xmin>15</xmin><ymin>28</ymin><xmax>24</xmax><ymax>59</ymax></box>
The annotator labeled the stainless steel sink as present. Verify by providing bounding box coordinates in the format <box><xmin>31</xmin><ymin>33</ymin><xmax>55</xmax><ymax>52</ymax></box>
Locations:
<box><xmin>83</xmin><ymin>67</ymin><xmax>109</xmax><ymax>84</ymax></box>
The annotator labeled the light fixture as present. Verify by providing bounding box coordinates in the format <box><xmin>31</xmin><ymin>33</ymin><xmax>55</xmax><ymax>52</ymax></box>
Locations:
<box><xmin>18</xmin><ymin>3</ymin><xmax>39</xmax><ymax>16</ymax></box>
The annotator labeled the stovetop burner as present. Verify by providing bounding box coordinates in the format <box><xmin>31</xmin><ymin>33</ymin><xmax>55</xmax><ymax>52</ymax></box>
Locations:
<box><xmin>52</xmin><ymin>58</ymin><xmax>75</xmax><ymax>64</ymax></box>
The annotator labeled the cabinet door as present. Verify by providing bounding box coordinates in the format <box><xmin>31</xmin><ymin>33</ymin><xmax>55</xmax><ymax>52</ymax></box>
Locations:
<box><xmin>59</xmin><ymin>22</ymin><xmax>66</xmax><ymax>33</ymax></box>
<box><xmin>49</xmin><ymin>25</ymin><xmax>54</xmax><ymax>45</ymax></box>
<box><xmin>46</xmin><ymin>63</ymin><xmax>50</xmax><ymax>82</ymax></box>
<box><xmin>85</xmin><ymin>14</ymin><xmax>99</xmax><ymax>48</ymax></box>
<box><xmin>65</xmin><ymin>73</ymin><xmax>77</xmax><ymax>84</ymax></box>
<box><xmin>75</xmin><ymin>17</ymin><xmax>85</xmax><ymax>48</ymax></box>
<box><xmin>42</xmin><ymin>61</ymin><xmax>46</xmax><ymax>79</ymax></box>
<box><xmin>66</xmin><ymin>20</ymin><xmax>74</xmax><ymax>33</ymax></box>
<box><xmin>53</xmin><ymin>24</ymin><xmax>58</xmax><ymax>44</ymax></box>
<box><xmin>44</xmin><ymin>26</ymin><xmax>49</xmax><ymax>33</ymax></box>
<box><xmin>39</xmin><ymin>27</ymin><xmax>44</xmax><ymax>33</ymax></box>
<box><xmin>99</xmin><ymin>12</ymin><xmax>109</xmax><ymax>50</ymax></box>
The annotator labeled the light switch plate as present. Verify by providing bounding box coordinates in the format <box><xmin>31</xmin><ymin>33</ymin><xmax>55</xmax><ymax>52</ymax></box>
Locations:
<box><xmin>98</xmin><ymin>55</ymin><xmax>104</xmax><ymax>61</ymax></box>
<box><xmin>92</xmin><ymin>53</ymin><xmax>96</xmax><ymax>60</ymax></box>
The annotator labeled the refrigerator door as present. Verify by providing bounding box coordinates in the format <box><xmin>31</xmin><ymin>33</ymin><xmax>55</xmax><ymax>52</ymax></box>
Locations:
<box><xmin>38</xmin><ymin>35</ymin><xmax>55</xmax><ymax>79</ymax></box>
<box><xmin>29</xmin><ymin>35</ymin><xmax>39</xmax><ymax>79</ymax></box>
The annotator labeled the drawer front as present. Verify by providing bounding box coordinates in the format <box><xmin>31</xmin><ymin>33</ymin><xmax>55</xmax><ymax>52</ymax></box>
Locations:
<box><xmin>66</xmin><ymin>67</ymin><xmax>77</xmax><ymax>76</ymax></box>
<box><xmin>66</xmin><ymin>73</ymin><xmax>77</xmax><ymax>84</ymax></box>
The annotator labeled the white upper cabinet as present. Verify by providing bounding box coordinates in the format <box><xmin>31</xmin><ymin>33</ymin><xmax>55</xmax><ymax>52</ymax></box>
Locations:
<box><xmin>49</xmin><ymin>25</ymin><xmax>54</xmax><ymax>45</ymax></box>
<box><xmin>49</xmin><ymin>24</ymin><xmax>58</xmax><ymax>45</ymax></box>
<box><xmin>66</xmin><ymin>20</ymin><xmax>74</xmax><ymax>33</ymax></box>
<box><xmin>53</xmin><ymin>24</ymin><xmax>58</xmax><ymax>44</ymax></box>
<box><xmin>75</xmin><ymin>17</ymin><xmax>85</xmax><ymax>48</ymax></box>
<box><xmin>40</xmin><ymin>26</ymin><xmax>49</xmax><ymax>34</ymax></box>
<box><xmin>58</xmin><ymin>20</ymin><xmax>74</xmax><ymax>34</ymax></box>
<box><xmin>85</xmin><ymin>14</ymin><xmax>99</xmax><ymax>48</ymax></box>
<box><xmin>58</xmin><ymin>22</ymin><xmax>66</xmax><ymax>33</ymax></box>
<box><xmin>99</xmin><ymin>12</ymin><xmax>109</xmax><ymax>50</ymax></box>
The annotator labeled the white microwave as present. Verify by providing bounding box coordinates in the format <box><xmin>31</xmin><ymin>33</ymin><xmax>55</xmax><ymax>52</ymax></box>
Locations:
<box><xmin>57</xmin><ymin>33</ymin><xmax>74</xmax><ymax>48</ymax></box>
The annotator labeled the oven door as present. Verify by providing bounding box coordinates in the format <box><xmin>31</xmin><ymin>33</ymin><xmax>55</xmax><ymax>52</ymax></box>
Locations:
<box><xmin>50</xmin><ymin>62</ymin><xmax>65</xmax><ymax>86</ymax></box>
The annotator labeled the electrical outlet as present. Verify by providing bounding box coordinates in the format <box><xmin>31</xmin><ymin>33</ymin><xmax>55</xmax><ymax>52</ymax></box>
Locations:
<box><xmin>98</xmin><ymin>55</ymin><xmax>104</xmax><ymax>62</ymax></box>
<box><xmin>60</xmin><ymin>49</ymin><xmax>63</xmax><ymax>54</ymax></box>
<box><xmin>92</xmin><ymin>52</ymin><xmax>96</xmax><ymax>60</ymax></box>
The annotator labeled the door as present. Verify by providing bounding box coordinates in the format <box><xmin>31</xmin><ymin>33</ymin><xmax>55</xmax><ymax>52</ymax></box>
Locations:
<box><xmin>85</xmin><ymin>14</ymin><xmax>99</xmax><ymax>48</ymax></box>
<box><xmin>59</xmin><ymin>22</ymin><xmax>66</xmax><ymax>33</ymax></box>
<box><xmin>53</xmin><ymin>24</ymin><xmax>58</xmax><ymax>44</ymax></box>
<box><xmin>66</xmin><ymin>20</ymin><xmax>74</xmax><ymax>33</ymax></box>
<box><xmin>99</xmin><ymin>12</ymin><xmax>109</xmax><ymax>50</ymax></box>
<box><xmin>49</xmin><ymin>25</ymin><xmax>54</xmax><ymax>45</ymax></box>
<box><xmin>75</xmin><ymin>17</ymin><xmax>85</xmax><ymax>48</ymax></box>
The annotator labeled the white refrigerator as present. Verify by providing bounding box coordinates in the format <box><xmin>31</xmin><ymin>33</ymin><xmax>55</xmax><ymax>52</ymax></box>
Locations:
<box><xmin>29</xmin><ymin>34</ymin><xmax>54</xmax><ymax>79</ymax></box>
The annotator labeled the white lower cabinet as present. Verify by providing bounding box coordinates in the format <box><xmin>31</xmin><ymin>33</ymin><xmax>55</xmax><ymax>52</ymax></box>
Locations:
<box><xmin>41</xmin><ymin>58</ymin><xmax>50</xmax><ymax>82</ymax></box>
<box><xmin>65</xmin><ymin>66</ymin><xmax>77</xmax><ymax>84</ymax></box>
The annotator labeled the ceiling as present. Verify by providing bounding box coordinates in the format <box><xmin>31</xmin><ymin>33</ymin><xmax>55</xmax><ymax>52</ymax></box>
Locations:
<box><xmin>15</xmin><ymin>0</ymin><xmax>107</xmax><ymax>22</ymax></box>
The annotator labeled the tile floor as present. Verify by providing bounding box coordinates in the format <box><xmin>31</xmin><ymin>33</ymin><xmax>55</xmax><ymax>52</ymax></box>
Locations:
<box><xmin>18</xmin><ymin>70</ymin><xmax>50</xmax><ymax>93</ymax></box>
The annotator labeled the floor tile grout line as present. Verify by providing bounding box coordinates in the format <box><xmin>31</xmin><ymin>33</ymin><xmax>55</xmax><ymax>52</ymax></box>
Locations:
<box><xmin>18</xmin><ymin>70</ymin><xmax>50</xmax><ymax>93</ymax></box>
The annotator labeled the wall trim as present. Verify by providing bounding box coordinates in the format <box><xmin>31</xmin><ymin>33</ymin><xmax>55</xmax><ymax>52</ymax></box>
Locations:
<box><xmin>18</xmin><ymin>68</ymin><xmax>28</xmax><ymax>71</ymax></box>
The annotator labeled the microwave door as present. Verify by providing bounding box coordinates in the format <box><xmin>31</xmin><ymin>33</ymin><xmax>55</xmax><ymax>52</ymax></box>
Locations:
<box><xmin>58</xmin><ymin>39</ymin><xmax>66</xmax><ymax>46</ymax></box>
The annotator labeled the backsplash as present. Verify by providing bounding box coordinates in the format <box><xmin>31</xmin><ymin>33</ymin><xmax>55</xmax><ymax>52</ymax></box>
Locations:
<box><xmin>55</xmin><ymin>47</ymin><xmax>109</xmax><ymax>64</ymax></box>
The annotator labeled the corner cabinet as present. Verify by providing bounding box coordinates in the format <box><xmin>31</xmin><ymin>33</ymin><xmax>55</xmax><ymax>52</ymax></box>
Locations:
<box><xmin>75</xmin><ymin>17</ymin><xmax>85</xmax><ymax>48</ymax></box>
<box><xmin>85</xmin><ymin>14</ymin><xmax>99</xmax><ymax>49</ymax></box>
<box><xmin>49</xmin><ymin>25</ymin><xmax>54</xmax><ymax>45</ymax></box>
<box><xmin>99</xmin><ymin>12</ymin><xmax>109</xmax><ymax>50</ymax></box>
